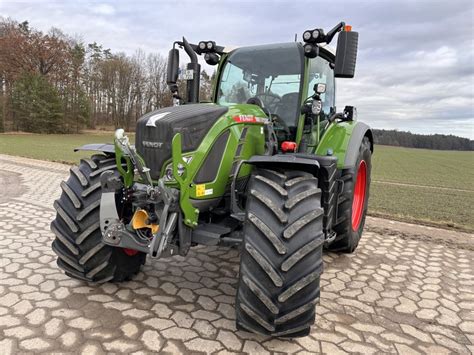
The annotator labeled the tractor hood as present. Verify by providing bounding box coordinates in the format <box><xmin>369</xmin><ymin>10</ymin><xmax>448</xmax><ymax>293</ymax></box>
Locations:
<box><xmin>136</xmin><ymin>104</ymin><xmax>229</xmax><ymax>180</ymax></box>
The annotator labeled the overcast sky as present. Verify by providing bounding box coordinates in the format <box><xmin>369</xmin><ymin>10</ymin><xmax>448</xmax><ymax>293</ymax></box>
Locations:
<box><xmin>1</xmin><ymin>0</ymin><xmax>473</xmax><ymax>138</ymax></box>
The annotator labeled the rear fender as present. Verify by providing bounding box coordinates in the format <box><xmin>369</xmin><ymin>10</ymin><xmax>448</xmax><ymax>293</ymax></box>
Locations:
<box><xmin>315</xmin><ymin>121</ymin><xmax>373</xmax><ymax>169</ymax></box>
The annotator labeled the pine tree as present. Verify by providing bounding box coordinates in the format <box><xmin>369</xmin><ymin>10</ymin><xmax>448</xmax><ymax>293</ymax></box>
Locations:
<box><xmin>12</xmin><ymin>73</ymin><xmax>64</xmax><ymax>133</ymax></box>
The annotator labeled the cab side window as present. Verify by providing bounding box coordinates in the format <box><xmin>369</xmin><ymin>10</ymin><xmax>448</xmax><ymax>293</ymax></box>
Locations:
<box><xmin>308</xmin><ymin>56</ymin><xmax>335</xmax><ymax>119</ymax></box>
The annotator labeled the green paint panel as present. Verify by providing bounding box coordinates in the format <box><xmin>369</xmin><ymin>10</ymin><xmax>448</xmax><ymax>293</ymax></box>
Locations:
<box><xmin>315</xmin><ymin>121</ymin><xmax>357</xmax><ymax>168</ymax></box>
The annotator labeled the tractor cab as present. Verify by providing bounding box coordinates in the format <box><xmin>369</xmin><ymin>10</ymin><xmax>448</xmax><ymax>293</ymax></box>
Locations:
<box><xmin>214</xmin><ymin>42</ymin><xmax>336</xmax><ymax>145</ymax></box>
<box><xmin>215</xmin><ymin>42</ymin><xmax>305</xmax><ymax>142</ymax></box>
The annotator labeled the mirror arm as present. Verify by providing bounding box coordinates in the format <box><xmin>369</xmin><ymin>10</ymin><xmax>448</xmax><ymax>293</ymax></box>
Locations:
<box><xmin>325</xmin><ymin>21</ymin><xmax>345</xmax><ymax>44</ymax></box>
<box><xmin>182</xmin><ymin>37</ymin><xmax>197</xmax><ymax>63</ymax></box>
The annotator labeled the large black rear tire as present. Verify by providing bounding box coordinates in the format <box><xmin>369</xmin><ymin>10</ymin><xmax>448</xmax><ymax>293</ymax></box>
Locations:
<box><xmin>327</xmin><ymin>136</ymin><xmax>372</xmax><ymax>253</ymax></box>
<box><xmin>236</xmin><ymin>168</ymin><xmax>324</xmax><ymax>337</ymax></box>
<box><xmin>51</xmin><ymin>154</ymin><xmax>145</xmax><ymax>283</ymax></box>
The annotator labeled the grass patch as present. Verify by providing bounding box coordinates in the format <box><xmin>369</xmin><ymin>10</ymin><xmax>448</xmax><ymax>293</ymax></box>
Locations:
<box><xmin>1</xmin><ymin>132</ymin><xmax>473</xmax><ymax>231</ymax></box>
<box><xmin>0</xmin><ymin>132</ymin><xmax>133</xmax><ymax>164</ymax></box>
<box><xmin>372</xmin><ymin>145</ymin><xmax>473</xmax><ymax>190</ymax></box>
<box><xmin>370</xmin><ymin>182</ymin><xmax>474</xmax><ymax>231</ymax></box>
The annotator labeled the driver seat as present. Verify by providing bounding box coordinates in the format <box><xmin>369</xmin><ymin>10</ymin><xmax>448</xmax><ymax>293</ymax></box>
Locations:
<box><xmin>273</xmin><ymin>92</ymin><xmax>299</xmax><ymax>128</ymax></box>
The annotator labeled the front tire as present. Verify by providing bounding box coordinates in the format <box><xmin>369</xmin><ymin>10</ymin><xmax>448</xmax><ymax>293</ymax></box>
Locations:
<box><xmin>51</xmin><ymin>154</ymin><xmax>145</xmax><ymax>283</ymax></box>
<box><xmin>236</xmin><ymin>169</ymin><xmax>324</xmax><ymax>337</ymax></box>
<box><xmin>327</xmin><ymin>136</ymin><xmax>372</xmax><ymax>253</ymax></box>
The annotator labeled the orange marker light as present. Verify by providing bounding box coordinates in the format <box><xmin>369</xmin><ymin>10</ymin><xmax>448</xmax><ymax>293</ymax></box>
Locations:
<box><xmin>344</xmin><ymin>25</ymin><xmax>352</xmax><ymax>32</ymax></box>
<box><xmin>281</xmin><ymin>141</ymin><xmax>297</xmax><ymax>153</ymax></box>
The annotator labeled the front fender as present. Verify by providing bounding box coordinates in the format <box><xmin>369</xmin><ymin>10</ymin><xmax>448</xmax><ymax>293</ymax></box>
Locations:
<box><xmin>316</xmin><ymin>121</ymin><xmax>373</xmax><ymax>169</ymax></box>
<box><xmin>74</xmin><ymin>143</ymin><xmax>134</xmax><ymax>187</ymax></box>
<box><xmin>73</xmin><ymin>143</ymin><xmax>115</xmax><ymax>153</ymax></box>
<box><xmin>246</xmin><ymin>154</ymin><xmax>320</xmax><ymax>175</ymax></box>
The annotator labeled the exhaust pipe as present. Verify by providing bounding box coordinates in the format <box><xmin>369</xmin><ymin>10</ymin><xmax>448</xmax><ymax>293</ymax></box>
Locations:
<box><xmin>182</xmin><ymin>37</ymin><xmax>200</xmax><ymax>103</ymax></box>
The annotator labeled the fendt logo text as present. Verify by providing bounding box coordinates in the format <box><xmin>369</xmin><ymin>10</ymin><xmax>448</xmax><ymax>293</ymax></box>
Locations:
<box><xmin>142</xmin><ymin>141</ymin><xmax>163</xmax><ymax>148</ymax></box>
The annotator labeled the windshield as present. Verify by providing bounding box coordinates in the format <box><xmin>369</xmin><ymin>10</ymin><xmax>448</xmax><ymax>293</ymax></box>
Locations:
<box><xmin>217</xmin><ymin>43</ymin><xmax>304</xmax><ymax>128</ymax></box>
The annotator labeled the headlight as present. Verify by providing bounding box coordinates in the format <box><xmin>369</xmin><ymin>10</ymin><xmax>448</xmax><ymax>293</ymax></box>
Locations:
<box><xmin>162</xmin><ymin>156</ymin><xmax>193</xmax><ymax>182</ymax></box>
<box><xmin>206</xmin><ymin>41</ymin><xmax>214</xmax><ymax>50</ymax></box>
<box><xmin>303</xmin><ymin>31</ymin><xmax>312</xmax><ymax>41</ymax></box>
<box><xmin>303</xmin><ymin>43</ymin><xmax>319</xmax><ymax>58</ymax></box>
<box><xmin>312</xmin><ymin>30</ymin><xmax>320</xmax><ymax>40</ymax></box>
<box><xmin>199</xmin><ymin>41</ymin><xmax>206</xmax><ymax>50</ymax></box>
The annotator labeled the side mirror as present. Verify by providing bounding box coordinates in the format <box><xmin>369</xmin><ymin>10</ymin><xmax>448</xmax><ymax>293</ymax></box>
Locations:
<box><xmin>167</xmin><ymin>48</ymin><xmax>179</xmax><ymax>85</ymax></box>
<box><xmin>334</xmin><ymin>30</ymin><xmax>358</xmax><ymax>78</ymax></box>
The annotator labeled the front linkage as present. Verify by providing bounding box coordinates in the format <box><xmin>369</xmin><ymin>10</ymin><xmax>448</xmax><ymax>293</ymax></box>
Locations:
<box><xmin>100</xmin><ymin>130</ymin><xmax>193</xmax><ymax>259</ymax></box>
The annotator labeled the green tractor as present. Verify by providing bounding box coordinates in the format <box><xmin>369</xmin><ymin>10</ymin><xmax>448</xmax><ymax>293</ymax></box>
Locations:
<box><xmin>51</xmin><ymin>22</ymin><xmax>372</xmax><ymax>337</ymax></box>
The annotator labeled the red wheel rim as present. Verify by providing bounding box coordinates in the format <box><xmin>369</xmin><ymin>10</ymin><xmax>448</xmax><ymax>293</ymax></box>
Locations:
<box><xmin>352</xmin><ymin>160</ymin><xmax>367</xmax><ymax>231</ymax></box>
<box><xmin>123</xmin><ymin>248</ymin><xmax>139</xmax><ymax>256</ymax></box>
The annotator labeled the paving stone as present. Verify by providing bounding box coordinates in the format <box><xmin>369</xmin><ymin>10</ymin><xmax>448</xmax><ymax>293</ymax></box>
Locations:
<box><xmin>171</xmin><ymin>310</ymin><xmax>195</xmax><ymax>328</ymax></box>
<box><xmin>194</xmin><ymin>319</ymin><xmax>217</xmax><ymax>338</ymax></box>
<box><xmin>295</xmin><ymin>336</ymin><xmax>321</xmax><ymax>353</ymax></box>
<box><xmin>185</xmin><ymin>338</ymin><xmax>224</xmax><ymax>353</ymax></box>
<box><xmin>400</xmin><ymin>324</ymin><xmax>433</xmax><ymax>343</ymax></box>
<box><xmin>217</xmin><ymin>330</ymin><xmax>242</xmax><ymax>351</ymax></box>
<box><xmin>0</xmin><ymin>315</ymin><xmax>21</xmax><ymax>328</ymax></box>
<box><xmin>20</xmin><ymin>337</ymin><xmax>52</xmax><ymax>351</ymax></box>
<box><xmin>418</xmin><ymin>344</ymin><xmax>451</xmax><ymax>354</ymax></box>
<box><xmin>459</xmin><ymin>321</ymin><xmax>474</xmax><ymax>333</ymax></box>
<box><xmin>161</xmin><ymin>340</ymin><xmax>181</xmax><ymax>353</ymax></box>
<box><xmin>67</xmin><ymin>317</ymin><xmax>98</xmax><ymax>330</ymax></box>
<box><xmin>394</xmin><ymin>343</ymin><xmax>422</xmax><ymax>355</ymax></box>
<box><xmin>351</xmin><ymin>322</ymin><xmax>385</xmax><ymax>334</ymax></box>
<box><xmin>263</xmin><ymin>339</ymin><xmax>302</xmax><ymax>353</ymax></box>
<box><xmin>142</xmin><ymin>317</ymin><xmax>174</xmax><ymax>330</ymax></box>
<box><xmin>0</xmin><ymin>293</ymin><xmax>19</xmax><ymax>307</ymax></box>
<box><xmin>25</xmin><ymin>308</ymin><xmax>46</xmax><ymax>325</ymax></box>
<box><xmin>380</xmin><ymin>331</ymin><xmax>415</xmax><ymax>345</ymax></box>
<box><xmin>103</xmin><ymin>339</ymin><xmax>140</xmax><ymax>352</ymax></box>
<box><xmin>334</xmin><ymin>325</ymin><xmax>363</xmax><ymax>342</ymax></box>
<box><xmin>140</xmin><ymin>330</ymin><xmax>163</xmax><ymax>351</ymax></box>
<box><xmin>415</xmin><ymin>308</ymin><xmax>439</xmax><ymax>320</ymax></box>
<box><xmin>4</xmin><ymin>326</ymin><xmax>35</xmax><ymax>339</ymax></box>
<box><xmin>339</xmin><ymin>341</ymin><xmax>377</xmax><ymax>354</ymax></box>
<box><xmin>192</xmin><ymin>309</ymin><xmax>221</xmax><ymax>321</ymax></box>
<box><xmin>161</xmin><ymin>326</ymin><xmax>198</xmax><ymax>341</ymax></box>
<box><xmin>432</xmin><ymin>333</ymin><xmax>470</xmax><ymax>353</ymax></box>
<box><xmin>79</xmin><ymin>343</ymin><xmax>104</xmax><ymax>355</ymax></box>
<box><xmin>59</xmin><ymin>330</ymin><xmax>79</xmax><ymax>347</ymax></box>
<box><xmin>120</xmin><ymin>321</ymin><xmax>139</xmax><ymax>338</ymax></box>
<box><xmin>0</xmin><ymin>338</ymin><xmax>15</xmax><ymax>355</ymax></box>
<box><xmin>11</xmin><ymin>300</ymin><xmax>33</xmax><ymax>315</ymax></box>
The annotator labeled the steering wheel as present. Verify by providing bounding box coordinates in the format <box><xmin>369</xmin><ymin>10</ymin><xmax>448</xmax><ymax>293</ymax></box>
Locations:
<box><xmin>255</xmin><ymin>93</ymin><xmax>281</xmax><ymax>109</ymax></box>
<box><xmin>271</xmin><ymin>114</ymin><xmax>290</xmax><ymax>135</ymax></box>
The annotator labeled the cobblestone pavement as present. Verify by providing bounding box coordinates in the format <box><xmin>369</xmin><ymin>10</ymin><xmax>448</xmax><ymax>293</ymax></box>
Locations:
<box><xmin>0</xmin><ymin>154</ymin><xmax>473</xmax><ymax>354</ymax></box>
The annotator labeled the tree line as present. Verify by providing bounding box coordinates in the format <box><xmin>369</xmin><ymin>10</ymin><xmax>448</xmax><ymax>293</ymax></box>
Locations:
<box><xmin>373</xmin><ymin>129</ymin><xmax>473</xmax><ymax>151</ymax></box>
<box><xmin>0</xmin><ymin>18</ymin><xmax>213</xmax><ymax>133</ymax></box>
